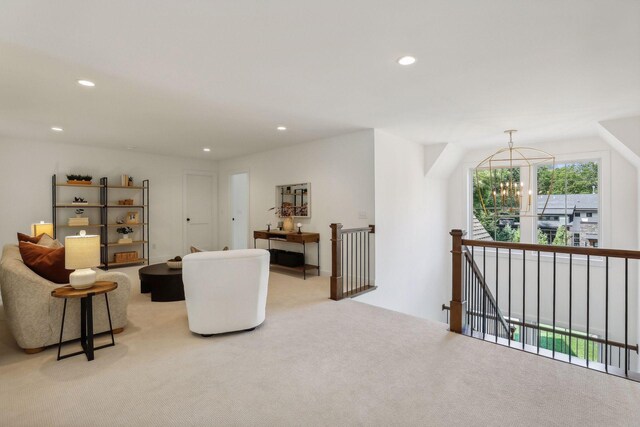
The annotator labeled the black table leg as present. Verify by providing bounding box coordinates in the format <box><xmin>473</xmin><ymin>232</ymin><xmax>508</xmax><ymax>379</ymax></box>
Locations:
<box><xmin>317</xmin><ymin>240</ymin><xmax>320</xmax><ymax>276</ymax></box>
<box><xmin>80</xmin><ymin>297</ymin><xmax>87</xmax><ymax>353</ymax></box>
<box><xmin>56</xmin><ymin>299</ymin><xmax>68</xmax><ymax>361</ymax></box>
<box><xmin>303</xmin><ymin>242</ymin><xmax>306</xmax><ymax>280</ymax></box>
<box><xmin>105</xmin><ymin>294</ymin><xmax>115</xmax><ymax>346</ymax></box>
<box><xmin>86</xmin><ymin>294</ymin><xmax>94</xmax><ymax>361</ymax></box>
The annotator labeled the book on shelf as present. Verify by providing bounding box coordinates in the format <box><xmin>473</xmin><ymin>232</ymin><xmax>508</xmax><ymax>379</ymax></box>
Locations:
<box><xmin>68</xmin><ymin>218</ymin><xmax>90</xmax><ymax>226</ymax></box>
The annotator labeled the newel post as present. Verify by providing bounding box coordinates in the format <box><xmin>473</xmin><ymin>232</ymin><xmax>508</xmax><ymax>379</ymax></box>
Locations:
<box><xmin>449</xmin><ymin>229</ymin><xmax>467</xmax><ymax>333</ymax></box>
<box><xmin>330</xmin><ymin>223</ymin><xmax>343</xmax><ymax>300</ymax></box>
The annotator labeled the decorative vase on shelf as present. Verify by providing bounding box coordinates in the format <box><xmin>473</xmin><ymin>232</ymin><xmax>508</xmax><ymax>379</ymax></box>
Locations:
<box><xmin>283</xmin><ymin>216</ymin><xmax>294</xmax><ymax>232</ymax></box>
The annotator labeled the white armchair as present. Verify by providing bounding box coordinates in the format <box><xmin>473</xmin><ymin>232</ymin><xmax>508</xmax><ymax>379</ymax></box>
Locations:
<box><xmin>182</xmin><ymin>249</ymin><xmax>270</xmax><ymax>336</ymax></box>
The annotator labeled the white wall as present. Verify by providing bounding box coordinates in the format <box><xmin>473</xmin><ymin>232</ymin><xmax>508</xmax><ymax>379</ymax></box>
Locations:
<box><xmin>447</xmin><ymin>137</ymin><xmax>639</xmax><ymax>351</ymax></box>
<box><xmin>0</xmin><ymin>139</ymin><xmax>217</xmax><ymax>263</ymax></box>
<box><xmin>216</xmin><ymin>130</ymin><xmax>375</xmax><ymax>275</ymax></box>
<box><xmin>356</xmin><ymin>131</ymin><xmax>450</xmax><ymax>321</ymax></box>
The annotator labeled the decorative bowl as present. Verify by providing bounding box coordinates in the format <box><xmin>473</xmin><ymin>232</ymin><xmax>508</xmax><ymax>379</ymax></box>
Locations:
<box><xmin>166</xmin><ymin>260</ymin><xmax>182</xmax><ymax>269</ymax></box>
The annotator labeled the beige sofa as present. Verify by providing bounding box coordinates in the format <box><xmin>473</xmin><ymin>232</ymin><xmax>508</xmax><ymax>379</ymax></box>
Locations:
<box><xmin>0</xmin><ymin>244</ymin><xmax>131</xmax><ymax>353</ymax></box>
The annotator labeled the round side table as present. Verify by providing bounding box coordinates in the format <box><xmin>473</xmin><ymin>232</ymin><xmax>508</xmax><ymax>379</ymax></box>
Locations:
<box><xmin>51</xmin><ymin>281</ymin><xmax>118</xmax><ymax>361</ymax></box>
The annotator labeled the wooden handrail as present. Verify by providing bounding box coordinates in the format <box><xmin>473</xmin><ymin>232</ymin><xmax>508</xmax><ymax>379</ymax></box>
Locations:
<box><xmin>341</xmin><ymin>225</ymin><xmax>375</xmax><ymax>234</ymax></box>
<box><xmin>462</xmin><ymin>238</ymin><xmax>640</xmax><ymax>260</ymax></box>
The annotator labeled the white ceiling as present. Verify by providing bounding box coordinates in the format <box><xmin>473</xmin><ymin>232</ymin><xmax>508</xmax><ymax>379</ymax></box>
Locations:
<box><xmin>0</xmin><ymin>0</ymin><xmax>639</xmax><ymax>159</ymax></box>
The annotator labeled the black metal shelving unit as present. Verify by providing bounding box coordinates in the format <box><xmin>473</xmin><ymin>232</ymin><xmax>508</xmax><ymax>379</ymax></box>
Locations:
<box><xmin>52</xmin><ymin>174</ymin><xmax>150</xmax><ymax>270</ymax></box>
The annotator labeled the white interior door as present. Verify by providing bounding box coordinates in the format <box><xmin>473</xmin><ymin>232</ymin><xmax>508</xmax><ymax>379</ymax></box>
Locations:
<box><xmin>230</xmin><ymin>172</ymin><xmax>249</xmax><ymax>249</ymax></box>
<box><xmin>184</xmin><ymin>172</ymin><xmax>216</xmax><ymax>254</ymax></box>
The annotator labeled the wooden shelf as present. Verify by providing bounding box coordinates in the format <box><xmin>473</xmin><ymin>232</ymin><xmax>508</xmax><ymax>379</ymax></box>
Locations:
<box><xmin>107</xmin><ymin>223</ymin><xmax>148</xmax><ymax>227</ymax></box>
<box><xmin>55</xmin><ymin>183</ymin><xmax>103</xmax><ymax>188</ymax></box>
<box><xmin>106</xmin><ymin>205</ymin><xmax>147</xmax><ymax>208</ymax></box>
<box><xmin>57</xmin><ymin>224</ymin><xmax>104</xmax><ymax>228</ymax></box>
<box><xmin>106</xmin><ymin>240</ymin><xmax>148</xmax><ymax>247</ymax></box>
<box><xmin>108</xmin><ymin>259</ymin><xmax>148</xmax><ymax>267</ymax></box>
<box><xmin>107</xmin><ymin>185</ymin><xmax>145</xmax><ymax>189</ymax></box>
<box><xmin>56</xmin><ymin>204</ymin><xmax>103</xmax><ymax>208</ymax></box>
<box><xmin>269</xmin><ymin>263</ymin><xmax>319</xmax><ymax>273</ymax></box>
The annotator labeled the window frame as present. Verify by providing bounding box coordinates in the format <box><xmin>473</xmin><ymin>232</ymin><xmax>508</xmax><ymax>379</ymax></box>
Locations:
<box><xmin>465</xmin><ymin>149</ymin><xmax>610</xmax><ymax>264</ymax></box>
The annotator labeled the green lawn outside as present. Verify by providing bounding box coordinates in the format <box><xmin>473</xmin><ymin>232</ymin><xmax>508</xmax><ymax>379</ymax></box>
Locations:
<box><xmin>512</xmin><ymin>326</ymin><xmax>599</xmax><ymax>362</ymax></box>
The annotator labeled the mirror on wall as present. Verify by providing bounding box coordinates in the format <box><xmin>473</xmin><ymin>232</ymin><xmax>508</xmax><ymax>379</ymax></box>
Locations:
<box><xmin>275</xmin><ymin>183</ymin><xmax>310</xmax><ymax>218</ymax></box>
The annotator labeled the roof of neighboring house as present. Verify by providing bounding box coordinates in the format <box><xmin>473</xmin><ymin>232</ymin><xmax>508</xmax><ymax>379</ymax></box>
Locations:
<box><xmin>537</xmin><ymin>194</ymin><xmax>599</xmax><ymax>215</ymax></box>
<box><xmin>472</xmin><ymin>215</ymin><xmax>493</xmax><ymax>241</ymax></box>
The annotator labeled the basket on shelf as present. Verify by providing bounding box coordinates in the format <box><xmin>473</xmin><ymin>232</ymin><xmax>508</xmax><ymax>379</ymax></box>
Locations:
<box><xmin>114</xmin><ymin>251</ymin><xmax>138</xmax><ymax>263</ymax></box>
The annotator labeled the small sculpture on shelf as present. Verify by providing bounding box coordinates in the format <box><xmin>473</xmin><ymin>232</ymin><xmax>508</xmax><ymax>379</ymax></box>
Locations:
<box><xmin>297</xmin><ymin>223</ymin><xmax>302</xmax><ymax>234</ymax></box>
<box><xmin>72</xmin><ymin>197</ymin><xmax>88</xmax><ymax>205</ymax></box>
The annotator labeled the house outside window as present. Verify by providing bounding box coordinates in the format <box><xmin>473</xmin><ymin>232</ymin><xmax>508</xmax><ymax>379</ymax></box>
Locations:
<box><xmin>537</xmin><ymin>161</ymin><xmax>599</xmax><ymax>247</ymax></box>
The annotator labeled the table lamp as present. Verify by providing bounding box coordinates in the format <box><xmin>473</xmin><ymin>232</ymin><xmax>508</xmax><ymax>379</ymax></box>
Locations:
<box><xmin>31</xmin><ymin>221</ymin><xmax>54</xmax><ymax>238</ymax></box>
<box><xmin>65</xmin><ymin>230</ymin><xmax>101</xmax><ymax>289</ymax></box>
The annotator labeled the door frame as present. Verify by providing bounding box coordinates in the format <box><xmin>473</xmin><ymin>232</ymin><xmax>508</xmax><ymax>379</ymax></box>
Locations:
<box><xmin>228</xmin><ymin>169</ymin><xmax>251</xmax><ymax>249</ymax></box>
<box><xmin>182</xmin><ymin>170</ymin><xmax>217</xmax><ymax>254</ymax></box>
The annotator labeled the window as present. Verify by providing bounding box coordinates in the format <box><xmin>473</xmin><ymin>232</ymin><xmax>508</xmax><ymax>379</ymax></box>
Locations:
<box><xmin>472</xmin><ymin>169</ymin><xmax>521</xmax><ymax>242</ymax></box>
<box><xmin>471</xmin><ymin>160</ymin><xmax>600</xmax><ymax>246</ymax></box>
<box><xmin>537</xmin><ymin>162</ymin><xmax>599</xmax><ymax>247</ymax></box>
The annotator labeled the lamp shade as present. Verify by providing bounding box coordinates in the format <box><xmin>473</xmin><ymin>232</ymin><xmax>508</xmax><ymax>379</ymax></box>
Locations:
<box><xmin>31</xmin><ymin>221</ymin><xmax>54</xmax><ymax>238</ymax></box>
<box><xmin>65</xmin><ymin>231</ymin><xmax>101</xmax><ymax>269</ymax></box>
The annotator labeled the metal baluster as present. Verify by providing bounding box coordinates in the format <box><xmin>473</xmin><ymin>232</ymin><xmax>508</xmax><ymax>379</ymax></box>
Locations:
<box><xmin>537</xmin><ymin>251</ymin><xmax>540</xmax><ymax>355</ymax></box>
<box><xmin>569</xmin><ymin>254</ymin><xmax>573</xmax><ymax>363</ymax></box>
<box><xmin>522</xmin><ymin>250</ymin><xmax>526</xmax><ymax>350</ymax></box>
<box><xmin>508</xmin><ymin>249</ymin><xmax>512</xmax><ymax>347</ymax></box>
<box><xmin>553</xmin><ymin>252</ymin><xmax>556</xmax><ymax>359</ymax></box>
<box><xmin>625</xmin><ymin>258</ymin><xmax>629</xmax><ymax>377</ymax></box>
<box><xmin>586</xmin><ymin>255</ymin><xmax>590</xmax><ymax>367</ymax></box>
<box><xmin>495</xmin><ymin>247</ymin><xmax>499</xmax><ymax>343</ymax></box>
<box><xmin>605</xmin><ymin>257</ymin><xmax>609</xmax><ymax>372</ymax></box>
<box><xmin>471</xmin><ymin>246</ymin><xmax>475</xmax><ymax>332</ymax></box>
<box><xmin>483</xmin><ymin>248</ymin><xmax>486</xmax><ymax>338</ymax></box>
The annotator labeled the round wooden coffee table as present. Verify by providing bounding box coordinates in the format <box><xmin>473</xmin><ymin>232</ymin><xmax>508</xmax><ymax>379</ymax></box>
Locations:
<box><xmin>139</xmin><ymin>263</ymin><xmax>184</xmax><ymax>302</ymax></box>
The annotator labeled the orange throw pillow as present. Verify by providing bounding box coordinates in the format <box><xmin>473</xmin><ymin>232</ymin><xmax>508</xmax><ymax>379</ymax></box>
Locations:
<box><xmin>18</xmin><ymin>241</ymin><xmax>73</xmax><ymax>284</ymax></box>
<box><xmin>17</xmin><ymin>233</ymin><xmax>43</xmax><ymax>244</ymax></box>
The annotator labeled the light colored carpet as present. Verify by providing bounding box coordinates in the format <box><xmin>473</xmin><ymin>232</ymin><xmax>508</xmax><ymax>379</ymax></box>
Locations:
<box><xmin>1</xmin><ymin>269</ymin><xmax>640</xmax><ymax>426</ymax></box>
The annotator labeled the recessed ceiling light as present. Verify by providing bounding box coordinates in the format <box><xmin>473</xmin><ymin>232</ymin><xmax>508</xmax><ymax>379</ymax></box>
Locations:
<box><xmin>51</xmin><ymin>127</ymin><xmax>64</xmax><ymax>132</ymax></box>
<box><xmin>203</xmin><ymin>148</ymin><xmax>211</xmax><ymax>152</ymax></box>
<box><xmin>397</xmin><ymin>56</ymin><xmax>416</xmax><ymax>66</ymax></box>
<box><xmin>77</xmin><ymin>79</ymin><xmax>96</xmax><ymax>87</ymax></box>
<box><xmin>126</xmin><ymin>146</ymin><xmax>137</xmax><ymax>150</ymax></box>
<box><xmin>277</xmin><ymin>126</ymin><xmax>287</xmax><ymax>131</ymax></box>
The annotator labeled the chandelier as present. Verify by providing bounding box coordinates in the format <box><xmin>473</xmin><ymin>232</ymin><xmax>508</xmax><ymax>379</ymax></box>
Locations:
<box><xmin>475</xmin><ymin>130</ymin><xmax>555</xmax><ymax>218</ymax></box>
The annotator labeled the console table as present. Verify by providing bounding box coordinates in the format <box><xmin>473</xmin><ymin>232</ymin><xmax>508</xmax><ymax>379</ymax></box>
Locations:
<box><xmin>253</xmin><ymin>230</ymin><xmax>320</xmax><ymax>279</ymax></box>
